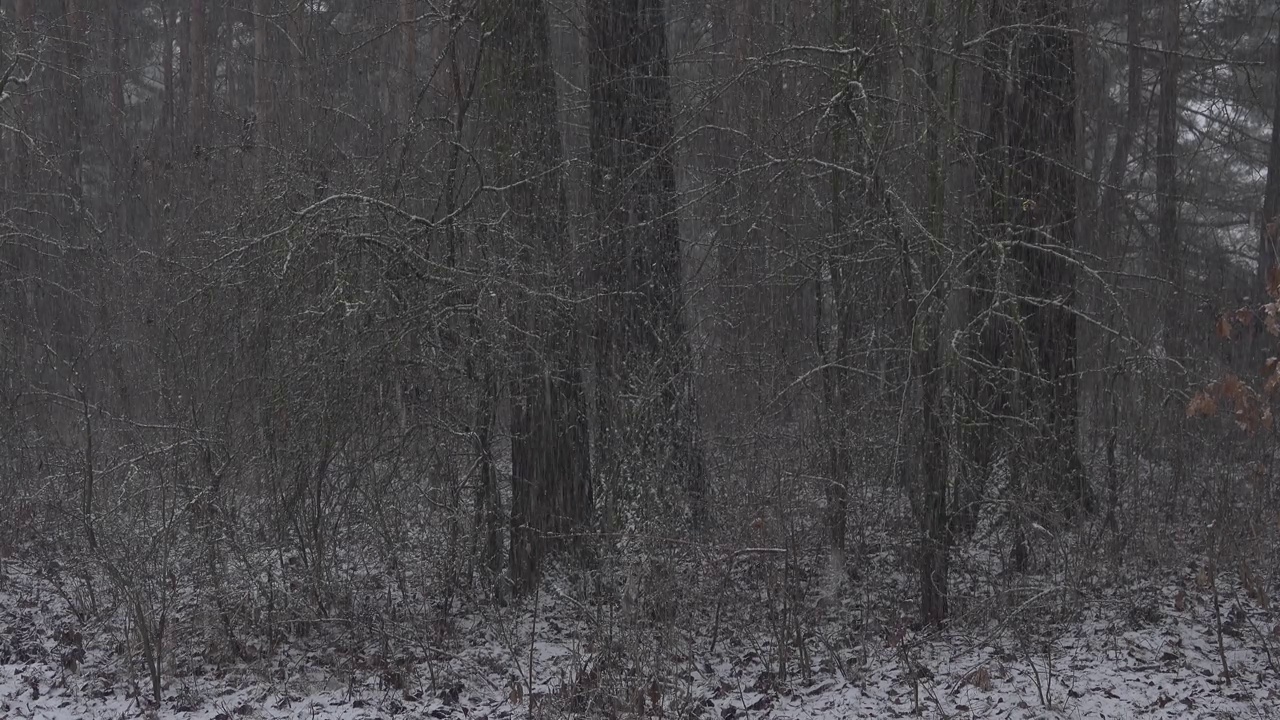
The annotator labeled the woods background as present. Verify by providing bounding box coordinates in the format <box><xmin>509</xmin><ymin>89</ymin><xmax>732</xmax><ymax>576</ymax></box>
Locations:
<box><xmin>2</xmin><ymin>0</ymin><xmax>1279</xmax><ymax>703</ymax></box>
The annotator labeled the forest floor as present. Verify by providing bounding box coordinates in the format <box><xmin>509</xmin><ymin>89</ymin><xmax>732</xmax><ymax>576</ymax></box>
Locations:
<box><xmin>2</xmin><ymin>553</ymin><xmax>1279</xmax><ymax>720</ymax></box>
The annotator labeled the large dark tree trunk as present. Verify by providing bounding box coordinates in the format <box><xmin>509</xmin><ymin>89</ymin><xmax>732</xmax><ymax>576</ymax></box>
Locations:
<box><xmin>588</xmin><ymin>0</ymin><xmax>706</xmax><ymax>528</ymax></box>
<box><xmin>1001</xmin><ymin>0</ymin><xmax>1092</xmax><ymax>517</ymax></box>
<box><xmin>482</xmin><ymin>0</ymin><xmax>593</xmax><ymax>597</ymax></box>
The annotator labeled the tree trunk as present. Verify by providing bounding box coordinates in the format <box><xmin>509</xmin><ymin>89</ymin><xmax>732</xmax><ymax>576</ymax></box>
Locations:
<box><xmin>253</xmin><ymin>0</ymin><xmax>270</xmax><ymax>149</ymax></box>
<box><xmin>1156</xmin><ymin>0</ymin><xmax>1182</xmax><ymax>356</ymax></box>
<box><xmin>818</xmin><ymin>0</ymin><xmax>852</xmax><ymax>556</ymax></box>
<box><xmin>1002</xmin><ymin>0</ymin><xmax>1092</xmax><ymax>516</ymax></box>
<box><xmin>481</xmin><ymin>0</ymin><xmax>593</xmax><ymax>596</ymax></box>
<box><xmin>190</xmin><ymin>0</ymin><xmax>207</xmax><ymax>146</ymax></box>
<box><xmin>588</xmin><ymin>0</ymin><xmax>706</xmax><ymax>529</ymax></box>
<box><xmin>1260</xmin><ymin>24</ymin><xmax>1280</xmax><ymax>288</ymax></box>
<box><xmin>963</xmin><ymin>0</ymin><xmax>1017</xmax><ymax>536</ymax></box>
<box><xmin>1097</xmin><ymin>0</ymin><xmax>1143</xmax><ymax>532</ymax></box>
<box><xmin>1155</xmin><ymin>0</ymin><xmax>1186</xmax><ymax>512</ymax></box>
<box><xmin>399</xmin><ymin>0</ymin><xmax>417</xmax><ymax>125</ymax></box>
<box><xmin>914</xmin><ymin>0</ymin><xmax>950</xmax><ymax>625</ymax></box>
<box><xmin>63</xmin><ymin>0</ymin><xmax>86</xmax><ymax>207</ymax></box>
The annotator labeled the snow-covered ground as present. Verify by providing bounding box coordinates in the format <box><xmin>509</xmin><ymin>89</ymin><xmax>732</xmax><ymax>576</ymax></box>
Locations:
<box><xmin>2</xmin><ymin>555</ymin><xmax>1278</xmax><ymax>719</ymax></box>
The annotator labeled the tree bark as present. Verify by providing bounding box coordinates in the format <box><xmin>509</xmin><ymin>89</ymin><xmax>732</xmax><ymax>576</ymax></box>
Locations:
<box><xmin>588</xmin><ymin>0</ymin><xmax>706</xmax><ymax>529</ymax></box>
<box><xmin>818</xmin><ymin>0</ymin><xmax>852</xmax><ymax>556</ymax></box>
<box><xmin>399</xmin><ymin>0</ymin><xmax>417</xmax><ymax>125</ymax></box>
<box><xmin>253</xmin><ymin>0</ymin><xmax>270</xmax><ymax>149</ymax></box>
<box><xmin>1259</xmin><ymin>23</ymin><xmax>1280</xmax><ymax>287</ymax></box>
<box><xmin>190</xmin><ymin>0</ymin><xmax>207</xmax><ymax>146</ymax></box>
<box><xmin>1007</xmin><ymin>0</ymin><xmax>1091</xmax><ymax>516</ymax></box>
<box><xmin>63</xmin><ymin>0</ymin><xmax>86</xmax><ymax>206</ymax></box>
<box><xmin>481</xmin><ymin>0</ymin><xmax>593</xmax><ymax>596</ymax></box>
<box><xmin>1156</xmin><ymin>0</ymin><xmax>1182</xmax><ymax>357</ymax></box>
<box><xmin>915</xmin><ymin>0</ymin><xmax>950</xmax><ymax>625</ymax></box>
<box><xmin>1097</xmin><ymin>0</ymin><xmax>1143</xmax><ymax>532</ymax></box>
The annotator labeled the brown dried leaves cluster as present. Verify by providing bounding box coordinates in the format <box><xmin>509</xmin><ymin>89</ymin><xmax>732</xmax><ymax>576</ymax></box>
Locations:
<box><xmin>1188</xmin><ymin>266</ymin><xmax>1280</xmax><ymax>434</ymax></box>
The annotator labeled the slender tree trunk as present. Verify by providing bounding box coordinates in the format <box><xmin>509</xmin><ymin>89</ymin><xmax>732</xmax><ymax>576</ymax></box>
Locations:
<box><xmin>63</xmin><ymin>0</ymin><xmax>86</xmax><ymax>207</ymax></box>
<box><xmin>1155</xmin><ymin>0</ymin><xmax>1187</xmax><ymax>511</ymax></box>
<box><xmin>1156</xmin><ymin>0</ymin><xmax>1182</xmax><ymax>356</ymax></box>
<box><xmin>819</xmin><ymin>0</ymin><xmax>851</xmax><ymax>556</ymax></box>
<box><xmin>914</xmin><ymin>0</ymin><xmax>949</xmax><ymax>625</ymax></box>
<box><xmin>10</xmin><ymin>0</ymin><xmax>34</xmax><ymax>193</ymax></box>
<box><xmin>1259</xmin><ymin>24</ymin><xmax>1280</xmax><ymax>288</ymax></box>
<box><xmin>253</xmin><ymin>0</ymin><xmax>270</xmax><ymax>149</ymax></box>
<box><xmin>399</xmin><ymin>0</ymin><xmax>417</xmax><ymax>125</ymax></box>
<box><xmin>1097</xmin><ymin>0</ymin><xmax>1143</xmax><ymax>532</ymax></box>
<box><xmin>190</xmin><ymin>0</ymin><xmax>207</xmax><ymax>146</ymax></box>
<box><xmin>965</xmin><ymin>0</ymin><xmax>1020</xmax><ymax>536</ymax></box>
<box><xmin>108</xmin><ymin>0</ymin><xmax>126</xmax><ymax>141</ymax></box>
<box><xmin>162</xmin><ymin>2</ymin><xmax>176</xmax><ymax>150</ymax></box>
<box><xmin>286</xmin><ymin>0</ymin><xmax>306</xmax><ymax>156</ymax></box>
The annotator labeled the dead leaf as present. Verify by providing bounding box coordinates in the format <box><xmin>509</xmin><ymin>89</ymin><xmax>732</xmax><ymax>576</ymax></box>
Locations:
<box><xmin>1186</xmin><ymin>390</ymin><xmax>1217</xmax><ymax>418</ymax></box>
<box><xmin>648</xmin><ymin>679</ymin><xmax>662</xmax><ymax>710</ymax></box>
<box><xmin>1268</xmin><ymin>265</ymin><xmax>1280</xmax><ymax>300</ymax></box>
<box><xmin>1216</xmin><ymin>315</ymin><xmax>1234</xmax><ymax>340</ymax></box>
<box><xmin>1222</xmin><ymin>374</ymin><xmax>1245</xmax><ymax>402</ymax></box>
<box><xmin>1267</xmin><ymin>372</ymin><xmax>1280</xmax><ymax>397</ymax></box>
<box><xmin>1174</xmin><ymin>590</ymin><xmax>1186</xmax><ymax>612</ymax></box>
<box><xmin>964</xmin><ymin>667</ymin><xmax>993</xmax><ymax>692</ymax></box>
<box><xmin>1236</xmin><ymin>307</ymin><xmax>1257</xmax><ymax>327</ymax></box>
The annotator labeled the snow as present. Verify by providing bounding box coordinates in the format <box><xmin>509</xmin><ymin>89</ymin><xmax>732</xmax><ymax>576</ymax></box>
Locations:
<box><xmin>2</xmin><ymin>555</ymin><xmax>1278</xmax><ymax>720</ymax></box>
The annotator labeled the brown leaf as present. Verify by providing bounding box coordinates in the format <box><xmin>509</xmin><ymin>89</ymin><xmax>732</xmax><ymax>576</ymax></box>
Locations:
<box><xmin>1264</xmin><ymin>357</ymin><xmax>1279</xmax><ymax>377</ymax></box>
<box><xmin>1174</xmin><ymin>589</ymin><xmax>1186</xmax><ymax>612</ymax></box>
<box><xmin>1222</xmin><ymin>374</ymin><xmax>1245</xmax><ymax>403</ymax></box>
<box><xmin>1268</xmin><ymin>265</ymin><xmax>1280</xmax><ymax>300</ymax></box>
<box><xmin>964</xmin><ymin>667</ymin><xmax>993</xmax><ymax>692</ymax></box>
<box><xmin>1266</xmin><ymin>372</ymin><xmax>1280</xmax><ymax>396</ymax></box>
<box><xmin>1236</xmin><ymin>307</ymin><xmax>1258</xmax><ymax>327</ymax></box>
<box><xmin>1216</xmin><ymin>315</ymin><xmax>1234</xmax><ymax>340</ymax></box>
<box><xmin>1186</xmin><ymin>391</ymin><xmax>1217</xmax><ymax>418</ymax></box>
